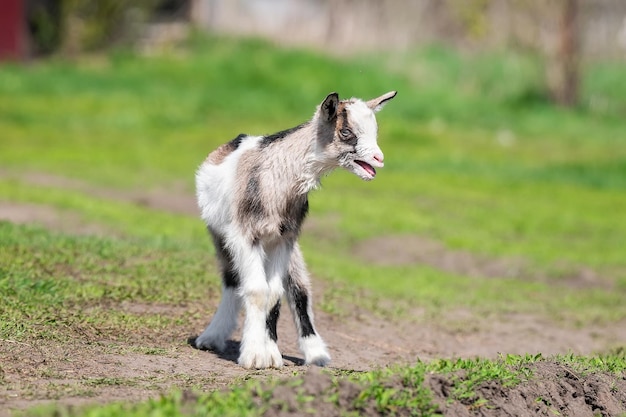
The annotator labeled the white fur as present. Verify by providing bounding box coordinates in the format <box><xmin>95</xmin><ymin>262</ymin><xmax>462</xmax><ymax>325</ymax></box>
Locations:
<box><xmin>195</xmin><ymin>136</ymin><xmax>261</xmax><ymax>236</ymax></box>
<box><xmin>299</xmin><ymin>335</ymin><xmax>331</xmax><ymax>366</ymax></box>
<box><xmin>349</xmin><ymin>101</ymin><xmax>385</xmax><ymax>167</ymax></box>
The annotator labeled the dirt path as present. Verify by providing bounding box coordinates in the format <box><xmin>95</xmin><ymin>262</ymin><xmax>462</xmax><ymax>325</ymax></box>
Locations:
<box><xmin>1</xmin><ymin>293</ymin><xmax>625</xmax><ymax>415</ymax></box>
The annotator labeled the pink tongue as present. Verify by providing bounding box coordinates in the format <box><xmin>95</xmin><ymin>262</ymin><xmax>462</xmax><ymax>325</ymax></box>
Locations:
<box><xmin>356</xmin><ymin>160</ymin><xmax>376</xmax><ymax>177</ymax></box>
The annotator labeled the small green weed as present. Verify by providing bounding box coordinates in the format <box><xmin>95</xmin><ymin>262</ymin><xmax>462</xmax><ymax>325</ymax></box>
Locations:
<box><xmin>554</xmin><ymin>349</ymin><xmax>626</xmax><ymax>376</ymax></box>
<box><xmin>426</xmin><ymin>354</ymin><xmax>540</xmax><ymax>407</ymax></box>
<box><xmin>354</xmin><ymin>365</ymin><xmax>439</xmax><ymax>416</ymax></box>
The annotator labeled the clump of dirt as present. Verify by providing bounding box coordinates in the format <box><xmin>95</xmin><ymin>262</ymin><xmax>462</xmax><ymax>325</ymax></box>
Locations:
<box><xmin>428</xmin><ymin>361</ymin><xmax>626</xmax><ymax>417</ymax></box>
<box><xmin>256</xmin><ymin>369</ymin><xmax>371</xmax><ymax>417</ymax></box>
<box><xmin>246</xmin><ymin>360</ymin><xmax>626</xmax><ymax>417</ymax></box>
<box><xmin>227</xmin><ymin>363</ymin><xmax>626</xmax><ymax>416</ymax></box>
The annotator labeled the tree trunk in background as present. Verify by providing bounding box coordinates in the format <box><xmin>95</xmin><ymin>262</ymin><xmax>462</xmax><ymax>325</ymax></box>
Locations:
<box><xmin>550</xmin><ymin>0</ymin><xmax>580</xmax><ymax>107</ymax></box>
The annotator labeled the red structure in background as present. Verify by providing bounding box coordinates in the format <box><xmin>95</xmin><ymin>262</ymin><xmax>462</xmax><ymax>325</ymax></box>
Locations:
<box><xmin>0</xmin><ymin>0</ymin><xmax>25</xmax><ymax>60</ymax></box>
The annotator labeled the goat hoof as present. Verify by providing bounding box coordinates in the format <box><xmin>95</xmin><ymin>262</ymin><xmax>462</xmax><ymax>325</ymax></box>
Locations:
<box><xmin>306</xmin><ymin>354</ymin><xmax>331</xmax><ymax>367</ymax></box>
<box><xmin>238</xmin><ymin>343</ymin><xmax>283</xmax><ymax>369</ymax></box>
<box><xmin>301</xmin><ymin>335</ymin><xmax>331</xmax><ymax>366</ymax></box>
<box><xmin>194</xmin><ymin>334</ymin><xmax>227</xmax><ymax>352</ymax></box>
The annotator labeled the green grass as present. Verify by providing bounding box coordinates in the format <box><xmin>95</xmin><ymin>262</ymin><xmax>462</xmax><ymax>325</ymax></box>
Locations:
<box><xmin>0</xmin><ymin>222</ymin><xmax>217</xmax><ymax>342</ymax></box>
<box><xmin>555</xmin><ymin>348</ymin><xmax>626</xmax><ymax>376</ymax></box>
<box><xmin>2</xmin><ymin>34</ymin><xmax>626</xmax><ymax>415</ymax></box>
<box><xmin>2</xmin><ymin>37</ymin><xmax>625</xmax><ymax>275</ymax></box>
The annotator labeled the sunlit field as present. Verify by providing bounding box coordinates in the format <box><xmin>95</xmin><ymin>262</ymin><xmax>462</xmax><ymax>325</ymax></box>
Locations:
<box><xmin>1</xmin><ymin>35</ymin><xmax>625</xmax><ymax>415</ymax></box>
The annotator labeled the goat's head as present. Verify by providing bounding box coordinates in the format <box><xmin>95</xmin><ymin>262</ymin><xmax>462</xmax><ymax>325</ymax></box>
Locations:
<box><xmin>317</xmin><ymin>91</ymin><xmax>397</xmax><ymax>181</ymax></box>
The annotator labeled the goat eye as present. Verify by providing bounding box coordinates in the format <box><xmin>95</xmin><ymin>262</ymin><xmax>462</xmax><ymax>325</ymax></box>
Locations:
<box><xmin>340</xmin><ymin>128</ymin><xmax>353</xmax><ymax>138</ymax></box>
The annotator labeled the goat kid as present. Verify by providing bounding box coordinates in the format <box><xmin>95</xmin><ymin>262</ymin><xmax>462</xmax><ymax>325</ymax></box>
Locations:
<box><xmin>194</xmin><ymin>91</ymin><xmax>397</xmax><ymax>369</ymax></box>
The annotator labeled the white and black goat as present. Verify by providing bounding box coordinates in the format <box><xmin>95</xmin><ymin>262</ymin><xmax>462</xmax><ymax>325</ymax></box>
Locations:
<box><xmin>194</xmin><ymin>91</ymin><xmax>397</xmax><ymax>369</ymax></box>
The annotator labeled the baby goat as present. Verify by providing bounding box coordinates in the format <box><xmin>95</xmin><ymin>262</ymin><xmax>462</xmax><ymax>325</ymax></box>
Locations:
<box><xmin>194</xmin><ymin>91</ymin><xmax>397</xmax><ymax>369</ymax></box>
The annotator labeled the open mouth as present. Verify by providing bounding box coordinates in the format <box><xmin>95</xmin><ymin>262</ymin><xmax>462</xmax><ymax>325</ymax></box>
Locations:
<box><xmin>354</xmin><ymin>160</ymin><xmax>377</xmax><ymax>178</ymax></box>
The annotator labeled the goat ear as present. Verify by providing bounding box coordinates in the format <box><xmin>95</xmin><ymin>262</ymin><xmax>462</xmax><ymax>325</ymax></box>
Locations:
<box><xmin>321</xmin><ymin>92</ymin><xmax>339</xmax><ymax>122</ymax></box>
<box><xmin>366</xmin><ymin>91</ymin><xmax>397</xmax><ymax>113</ymax></box>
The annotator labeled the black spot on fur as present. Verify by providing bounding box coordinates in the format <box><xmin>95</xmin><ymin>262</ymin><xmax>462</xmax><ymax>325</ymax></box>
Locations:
<box><xmin>211</xmin><ymin>232</ymin><xmax>240</xmax><ymax>289</ymax></box>
<box><xmin>229</xmin><ymin>133</ymin><xmax>247</xmax><ymax>150</ymax></box>
<box><xmin>260</xmin><ymin>123</ymin><xmax>308</xmax><ymax>148</ymax></box>
<box><xmin>266</xmin><ymin>300</ymin><xmax>281</xmax><ymax>342</ymax></box>
<box><xmin>238</xmin><ymin>167</ymin><xmax>265</xmax><ymax>221</ymax></box>
<box><xmin>339</xmin><ymin>108</ymin><xmax>348</xmax><ymax>131</ymax></box>
<box><xmin>223</xmin><ymin>267</ymin><xmax>239</xmax><ymax>288</ymax></box>
<box><xmin>289</xmin><ymin>280</ymin><xmax>315</xmax><ymax>338</ymax></box>
<box><xmin>279</xmin><ymin>196</ymin><xmax>309</xmax><ymax>237</ymax></box>
<box><xmin>338</xmin><ymin>108</ymin><xmax>358</xmax><ymax>146</ymax></box>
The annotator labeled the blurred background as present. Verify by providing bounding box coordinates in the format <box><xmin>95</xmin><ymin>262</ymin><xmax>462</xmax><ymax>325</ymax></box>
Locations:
<box><xmin>2</xmin><ymin>0</ymin><xmax>626</xmax><ymax>106</ymax></box>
